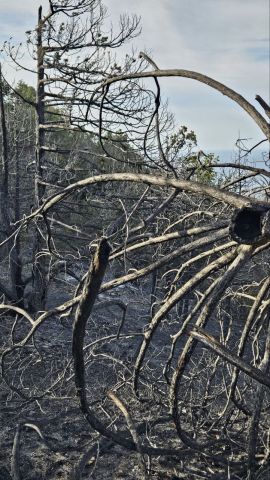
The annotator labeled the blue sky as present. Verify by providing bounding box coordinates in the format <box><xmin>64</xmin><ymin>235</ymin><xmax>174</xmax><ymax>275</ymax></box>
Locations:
<box><xmin>0</xmin><ymin>0</ymin><xmax>269</xmax><ymax>154</ymax></box>
<box><xmin>105</xmin><ymin>0</ymin><xmax>269</xmax><ymax>154</ymax></box>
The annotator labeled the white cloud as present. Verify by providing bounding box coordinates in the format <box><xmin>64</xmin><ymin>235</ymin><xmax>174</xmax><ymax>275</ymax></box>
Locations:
<box><xmin>1</xmin><ymin>0</ymin><xmax>269</xmax><ymax>150</ymax></box>
<box><xmin>104</xmin><ymin>0</ymin><xmax>269</xmax><ymax>150</ymax></box>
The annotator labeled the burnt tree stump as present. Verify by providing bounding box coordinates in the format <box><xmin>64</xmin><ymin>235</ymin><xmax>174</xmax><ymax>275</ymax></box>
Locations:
<box><xmin>230</xmin><ymin>206</ymin><xmax>270</xmax><ymax>244</ymax></box>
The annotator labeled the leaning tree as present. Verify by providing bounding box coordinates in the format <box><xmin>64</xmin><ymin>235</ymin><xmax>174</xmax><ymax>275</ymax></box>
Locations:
<box><xmin>1</xmin><ymin>0</ymin><xmax>162</xmax><ymax>312</ymax></box>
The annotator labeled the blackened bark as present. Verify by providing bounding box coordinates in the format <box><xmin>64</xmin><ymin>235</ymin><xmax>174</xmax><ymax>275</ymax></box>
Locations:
<box><xmin>230</xmin><ymin>206</ymin><xmax>270</xmax><ymax>245</ymax></box>
<box><xmin>31</xmin><ymin>6</ymin><xmax>47</xmax><ymax>311</ymax></box>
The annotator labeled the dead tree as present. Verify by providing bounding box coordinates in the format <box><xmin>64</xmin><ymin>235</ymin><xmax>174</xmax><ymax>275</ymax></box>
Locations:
<box><xmin>0</xmin><ymin>5</ymin><xmax>270</xmax><ymax>478</ymax></box>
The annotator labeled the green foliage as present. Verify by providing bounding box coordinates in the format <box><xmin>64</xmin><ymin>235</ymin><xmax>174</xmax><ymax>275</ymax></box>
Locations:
<box><xmin>165</xmin><ymin>126</ymin><xmax>217</xmax><ymax>184</ymax></box>
<box><xmin>185</xmin><ymin>152</ymin><xmax>218</xmax><ymax>184</ymax></box>
<box><xmin>167</xmin><ymin>125</ymin><xmax>197</xmax><ymax>155</ymax></box>
<box><xmin>15</xmin><ymin>81</ymin><xmax>36</xmax><ymax>103</ymax></box>
<box><xmin>165</xmin><ymin>125</ymin><xmax>197</xmax><ymax>167</ymax></box>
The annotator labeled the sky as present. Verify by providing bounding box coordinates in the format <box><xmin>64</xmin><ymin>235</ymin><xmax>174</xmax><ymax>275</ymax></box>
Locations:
<box><xmin>0</xmin><ymin>0</ymin><xmax>269</xmax><ymax>155</ymax></box>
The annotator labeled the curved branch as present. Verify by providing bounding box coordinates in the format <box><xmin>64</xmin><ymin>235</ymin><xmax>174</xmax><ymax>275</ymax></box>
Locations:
<box><xmin>189</xmin><ymin>328</ymin><xmax>270</xmax><ymax>389</ymax></box>
<box><xmin>110</xmin><ymin>223</ymin><xmax>227</xmax><ymax>260</ymax></box>
<box><xmin>71</xmin><ymin>238</ymin><xmax>189</xmax><ymax>456</ymax></box>
<box><xmin>169</xmin><ymin>244</ymin><xmax>253</xmax><ymax>449</ymax></box>
<box><xmin>223</xmin><ymin>276</ymin><xmax>270</xmax><ymax>413</ymax></box>
<box><xmin>133</xmin><ymin>246</ymin><xmax>237</xmax><ymax>395</ymax></box>
<box><xmin>33</xmin><ymin>172</ymin><xmax>267</xmax><ymax>223</ymax></box>
<box><xmin>102</xmin><ymin>69</ymin><xmax>270</xmax><ymax>140</ymax></box>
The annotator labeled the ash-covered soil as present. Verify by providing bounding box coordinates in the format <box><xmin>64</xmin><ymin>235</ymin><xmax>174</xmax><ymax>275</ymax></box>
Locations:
<box><xmin>0</xmin><ymin>281</ymin><xmax>267</xmax><ymax>479</ymax></box>
<box><xmin>0</xmin><ymin>284</ymin><xmax>179</xmax><ymax>479</ymax></box>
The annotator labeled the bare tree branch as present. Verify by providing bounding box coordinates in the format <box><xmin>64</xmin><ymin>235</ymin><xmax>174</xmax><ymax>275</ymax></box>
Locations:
<box><xmin>189</xmin><ymin>328</ymin><xmax>270</xmax><ymax>389</ymax></box>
